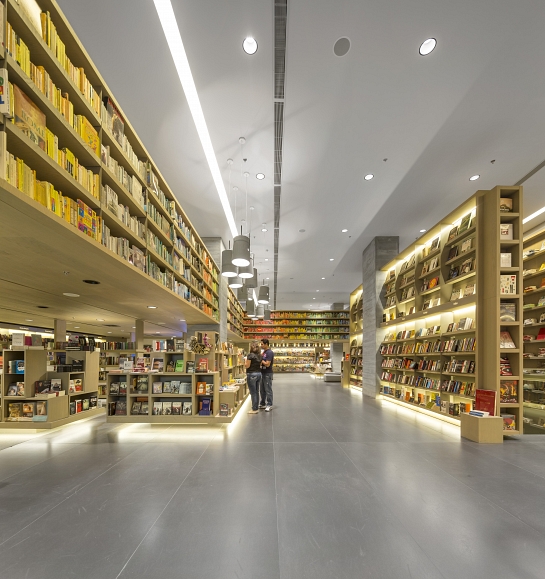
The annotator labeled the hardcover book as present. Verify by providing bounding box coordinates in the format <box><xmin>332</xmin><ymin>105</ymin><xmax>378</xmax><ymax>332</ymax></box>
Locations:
<box><xmin>500</xmin><ymin>380</ymin><xmax>518</xmax><ymax>403</ymax></box>
<box><xmin>500</xmin><ymin>253</ymin><xmax>512</xmax><ymax>267</ymax></box>
<box><xmin>458</xmin><ymin>213</ymin><xmax>472</xmax><ymax>234</ymax></box>
<box><xmin>500</xmin><ymin>331</ymin><xmax>516</xmax><ymax>348</ymax></box>
<box><xmin>162</xmin><ymin>402</ymin><xmax>172</xmax><ymax>415</ymax></box>
<box><xmin>175</xmin><ymin>359</ymin><xmax>184</xmax><ymax>372</ymax></box>
<box><xmin>475</xmin><ymin>389</ymin><xmax>496</xmax><ymax>416</ymax></box>
<box><xmin>152</xmin><ymin>401</ymin><xmax>162</xmax><ymax>415</ymax></box>
<box><xmin>500</xmin><ymin>223</ymin><xmax>513</xmax><ymax>240</ymax></box>
<box><xmin>172</xmin><ymin>401</ymin><xmax>182</xmax><ymax>415</ymax></box>
<box><xmin>182</xmin><ymin>401</ymin><xmax>192</xmax><ymax>415</ymax></box>
<box><xmin>500</xmin><ymin>302</ymin><xmax>516</xmax><ymax>322</ymax></box>
<box><xmin>114</xmin><ymin>400</ymin><xmax>127</xmax><ymax>415</ymax></box>
<box><xmin>196</xmin><ymin>381</ymin><xmax>207</xmax><ymax>395</ymax></box>
<box><xmin>152</xmin><ymin>382</ymin><xmax>163</xmax><ymax>394</ymax></box>
<box><xmin>152</xmin><ymin>358</ymin><xmax>164</xmax><ymax>372</ymax></box>
<box><xmin>186</xmin><ymin>361</ymin><xmax>195</xmax><ymax>373</ymax></box>
<box><xmin>447</xmin><ymin>226</ymin><xmax>459</xmax><ymax>242</ymax></box>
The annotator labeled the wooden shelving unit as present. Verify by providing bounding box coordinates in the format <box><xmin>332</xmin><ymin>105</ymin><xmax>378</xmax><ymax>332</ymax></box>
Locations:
<box><xmin>378</xmin><ymin>186</ymin><xmax>523</xmax><ymax>436</ymax></box>
<box><xmin>271</xmin><ymin>345</ymin><xmax>316</xmax><ymax>373</ymax></box>
<box><xmin>227</xmin><ymin>288</ymin><xmax>245</xmax><ymax>340</ymax></box>
<box><xmin>521</xmin><ymin>226</ymin><xmax>545</xmax><ymax>433</ymax></box>
<box><xmin>1</xmin><ymin>348</ymin><xmax>103</xmax><ymax>428</ymax></box>
<box><xmin>243</xmin><ymin>311</ymin><xmax>349</xmax><ymax>342</ymax></box>
<box><xmin>0</xmin><ymin>0</ymin><xmax>220</xmax><ymax>328</ymax></box>
<box><xmin>347</xmin><ymin>286</ymin><xmax>363</xmax><ymax>387</ymax></box>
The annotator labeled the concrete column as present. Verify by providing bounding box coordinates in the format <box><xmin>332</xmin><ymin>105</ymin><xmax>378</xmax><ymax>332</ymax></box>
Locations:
<box><xmin>202</xmin><ymin>237</ymin><xmax>227</xmax><ymax>342</ymax></box>
<box><xmin>54</xmin><ymin>319</ymin><xmax>66</xmax><ymax>344</ymax></box>
<box><xmin>134</xmin><ymin>319</ymin><xmax>145</xmax><ymax>350</ymax></box>
<box><xmin>330</xmin><ymin>342</ymin><xmax>344</xmax><ymax>372</ymax></box>
<box><xmin>361</xmin><ymin>236</ymin><xmax>399</xmax><ymax>398</ymax></box>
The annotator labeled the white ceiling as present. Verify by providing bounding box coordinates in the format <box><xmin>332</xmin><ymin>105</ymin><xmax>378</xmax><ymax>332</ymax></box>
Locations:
<box><xmin>58</xmin><ymin>0</ymin><xmax>545</xmax><ymax>310</ymax></box>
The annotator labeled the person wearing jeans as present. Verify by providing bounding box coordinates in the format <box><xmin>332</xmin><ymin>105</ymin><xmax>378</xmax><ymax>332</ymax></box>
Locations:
<box><xmin>260</xmin><ymin>338</ymin><xmax>274</xmax><ymax>412</ymax></box>
<box><xmin>245</xmin><ymin>341</ymin><xmax>262</xmax><ymax>414</ymax></box>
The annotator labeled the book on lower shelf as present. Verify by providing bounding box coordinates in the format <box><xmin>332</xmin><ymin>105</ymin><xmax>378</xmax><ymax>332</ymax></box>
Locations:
<box><xmin>475</xmin><ymin>389</ymin><xmax>496</xmax><ymax>416</ymax></box>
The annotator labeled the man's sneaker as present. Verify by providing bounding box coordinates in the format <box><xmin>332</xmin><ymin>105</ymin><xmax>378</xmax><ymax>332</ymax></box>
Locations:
<box><xmin>248</xmin><ymin>409</ymin><xmax>259</xmax><ymax>414</ymax></box>
<box><xmin>265</xmin><ymin>405</ymin><xmax>272</xmax><ymax>412</ymax></box>
<box><xmin>258</xmin><ymin>404</ymin><xmax>266</xmax><ymax>409</ymax></box>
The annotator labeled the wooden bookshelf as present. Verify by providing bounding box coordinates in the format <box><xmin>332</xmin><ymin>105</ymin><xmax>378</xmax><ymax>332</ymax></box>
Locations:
<box><xmin>345</xmin><ymin>285</ymin><xmax>363</xmax><ymax>387</ymax></box>
<box><xmin>521</xmin><ymin>226</ymin><xmax>545</xmax><ymax>433</ymax></box>
<box><xmin>0</xmin><ymin>0</ymin><xmax>220</xmax><ymax>330</ymax></box>
<box><xmin>243</xmin><ymin>311</ymin><xmax>350</xmax><ymax>342</ymax></box>
<box><xmin>1</xmin><ymin>348</ymin><xmax>104</xmax><ymax>428</ymax></box>
<box><xmin>227</xmin><ymin>288</ymin><xmax>245</xmax><ymax>340</ymax></box>
<box><xmin>378</xmin><ymin>186</ymin><xmax>523</xmax><ymax>436</ymax></box>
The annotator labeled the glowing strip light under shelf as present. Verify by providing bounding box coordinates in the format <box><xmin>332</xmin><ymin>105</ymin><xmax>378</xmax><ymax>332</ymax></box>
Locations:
<box><xmin>152</xmin><ymin>0</ymin><xmax>238</xmax><ymax>237</ymax></box>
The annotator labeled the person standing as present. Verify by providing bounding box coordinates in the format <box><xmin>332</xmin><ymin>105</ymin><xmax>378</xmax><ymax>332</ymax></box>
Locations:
<box><xmin>245</xmin><ymin>341</ymin><xmax>262</xmax><ymax>414</ymax></box>
<box><xmin>260</xmin><ymin>338</ymin><xmax>274</xmax><ymax>412</ymax></box>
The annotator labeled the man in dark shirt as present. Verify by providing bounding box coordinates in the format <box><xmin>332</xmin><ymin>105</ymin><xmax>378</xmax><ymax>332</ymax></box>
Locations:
<box><xmin>259</xmin><ymin>338</ymin><xmax>274</xmax><ymax>411</ymax></box>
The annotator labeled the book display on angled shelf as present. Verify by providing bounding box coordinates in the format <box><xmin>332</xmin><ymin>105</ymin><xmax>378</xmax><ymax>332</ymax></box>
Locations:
<box><xmin>520</xmin><ymin>226</ymin><xmax>545</xmax><ymax>433</ymax></box>
<box><xmin>0</xmin><ymin>0</ymin><xmax>220</xmax><ymax>328</ymax></box>
<box><xmin>1</xmin><ymin>347</ymin><xmax>103</xmax><ymax>428</ymax></box>
<box><xmin>243</xmin><ymin>311</ymin><xmax>350</xmax><ymax>342</ymax></box>
<box><xmin>378</xmin><ymin>186</ymin><xmax>523</xmax><ymax>436</ymax></box>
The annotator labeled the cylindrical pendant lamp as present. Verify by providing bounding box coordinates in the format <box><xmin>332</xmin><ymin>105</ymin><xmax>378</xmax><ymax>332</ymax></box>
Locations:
<box><xmin>232</xmin><ymin>234</ymin><xmax>250</xmax><ymax>267</ymax></box>
<box><xmin>221</xmin><ymin>249</ymin><xmax>238</xmax><ymax>277</ymax></box>
<box><xmin>238</xmin><ymin>262</ymin><xmax>254</xmax><ymax>278</ymax></box>
<box><xmin>246</xmin><ymin>299</ymin><xmax>256</xmax><ymax>317</ymax></box>
<box><xmin>264</xmin><ymin>307</ymin><xmax>271</xmax><ymax>320</ymax></box>
<box><xmin>237</xmin><ymin>286</ymin><xmax>249</xmax><ymax>302</ymax></box>
<box><xmin>229</xmin><ymin>276</ymin><xmax>243</xmax><ymax>289</ymax></box>
<box><xmin>256</xmin><ymin>305</ymin><xmax>265</xmax><ymax>318</ymax></box>
<box><xmin>258</xmin><ymin>284</ymin><xmax>270</xmax><ymax>304</ymax></box>
<box><xmin>246</xmin><ymin>268</ymin><xmax>258</xmax><ymax>288</ymax></box>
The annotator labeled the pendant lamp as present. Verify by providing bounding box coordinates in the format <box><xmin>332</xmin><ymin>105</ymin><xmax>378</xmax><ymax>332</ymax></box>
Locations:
<box><xmin>256</xmin><ymin>305</ymin><xmax>265</xmax><ymax>318</ymax></box>
<box><xmin>258</xmin><ymin>282</ymin><xmax>270</xmax><ymax>304</ymax></box>
<box><xmin>237</xmin><ymin>285</ymin><xmax>249</xmax><ymax>302</ymax></box>
<box><xmin>264</xmin><ymin>307</ymin><xmax>271</xmax><ymax>320</ymax></box>
<box><xmin>246</xmin><ymin>299</ymin><xmax>256</xmax><ymax>317</ymax></box>
<box><xmin>246</xmin><ymin>267</ymin><xmax>258</xmax><ymax>288</ymax></box>
<box><xmin>229</xmin><ymin>276</ymin><xmax>243</xmax><ymax>289</ymax></box>
<box><xmin>238</xmin><ymin>261</ymin><xmax>254</xmax><ymax>278</ymax></box>
<box><xmin>221</xmin><ymin>248</ymin><xmax>238</xmax><ymax>278</ymax></box>
<box><xmin>232</xmin><ymin>230</ymin><xmax>250</xmax><ymax>267</ymax></box>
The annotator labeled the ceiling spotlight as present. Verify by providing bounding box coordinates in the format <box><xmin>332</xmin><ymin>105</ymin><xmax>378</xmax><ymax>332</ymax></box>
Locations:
<box><xmin>261</xmin><ymin>227</ymin><xmax>268</xmax><ymax>232</ymax></box>
<box><xmin>316</xmin><ymin>290</ymin><xmax>319</xmax><ymax>292</ymax></box>
<box><xmin>313</xmin><ymin>298</ymin><xmax>316</xmax><ymax>300</ymax></box>
<box><xmin>243</xmin><ymin>37</ymin><xmax>258</xmax><ymax>55</ymax></box>
<box><xmin>341</xmin><ymin>229</ymin><xmax>348</xmax><ymax>233</ymax></box>
<box><xmin>265</xmin><ymin>258</ymin><xmax>269</xmax><ymax>261</ymax></box>
<box><xmin>266</xmin><ymin>277</ymin><xmax>270</xmax><ymax>280</ymax></box>
<box><xmin>63</xmin><ymin>293</ymin><xmax>80</xmax><ymax>297</ymax></box>
<box><xmin>469</xmin><ymin>175</ymin><xmax>480</xmax><ymax>181</ymax></box>
<box><xmin>419</xmin><ymin>38</ymin><xmax>437</xmax><ymax>56</ymax></box>
<box><xmin>96</xmin><ymin>318</ymin><xmax>105</xmax><ymax>321</ymax></box>
<box><xmin>256</xmin><ymin>173</ymin><xmax>265</xmax><ymax>180</ymax></box>
<box><xmin>420</xmin><ymin>229</ymin><xmax>427</xmax><ymax>233</ymax></box>
<box><xmin>147</xmin><ymin>306</ymin><xmax>157</xmax><ymax>309</ymax></box>
<box><xmin>329</xmin><ymin>258</ymin><xmax>334</xmax><ymax>261</ymax></box>
<box><xmin>364</xmin><ymin>174</ymin><xmax>374</xmax><ymax>181</ymax></box>
<box><xmin>132</xmin><ymin>326</ymin><xmax>136</xmax><ymax>329</ymax></box>
<box><xmin>25</xmin><ymin>319</ymin><xmax>33</xmax><ymax>322</ymax></box>
<box><xmin>321</xmin><ymin>277</ymin><xmax>325</xmax><ymax>280</ymax></box>
<box><xmin>107</xmin><ymin>331</ymin><xmax>112</xmax><ymax>334</ymax></box>
<box><xmin>74</xmin><ymin>327</ymin><xmax>80</xmax><ymax>329</ymax></box>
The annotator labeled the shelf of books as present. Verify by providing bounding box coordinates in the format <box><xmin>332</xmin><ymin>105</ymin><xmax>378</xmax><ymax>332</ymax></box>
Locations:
<box><xmin>348</xmin><ymin>286</ymin><xmax>363</xmax><ymax>387</ymax></box>
<box><xmin>243</xmin><ymin>311</ymin><xmax>350</xmax><ymax>342</ymax></box>
<box><xmin>378</xmin><ymin>186</ymin><xmax>523</xmax><ymax>435</ymax></box>
<box><xmin>270</xmin><ymin>343</ymin><xmax>316</xmax><ymax>373</ymax></box>
<box><xmin>1</xmin><ymin>348</ymin><xmax>103</xmax><ymax>428</ymax></box>
<box><xmin>227</xmin><ymin>287</ymin><xmax>245</xmax><ymax>340</ymax></box>
<box><xmin>0</xmin><ymin>0</ymin><xmax>220</xmax><ymax>326</ymax></box>
<box><xmin>521</xmin><ymin>227</ymin><xmax>545</xmax><ymax>433</ymax></box>
<box><xmin>104</xmin><ymin>333</ymin><xmax>248</xmax><ymax>423</ymax></box>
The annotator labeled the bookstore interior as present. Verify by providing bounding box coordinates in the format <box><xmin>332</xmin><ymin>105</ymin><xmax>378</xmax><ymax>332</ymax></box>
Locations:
<box><xmin>0</xmin><ymin>0</ymin><xmax>544</xmax><ymax>440</ymax></box>
<box><xmin>4</xmin><ymin>0</ymin><xmax>545</xmax><ymax>576</ymax></box>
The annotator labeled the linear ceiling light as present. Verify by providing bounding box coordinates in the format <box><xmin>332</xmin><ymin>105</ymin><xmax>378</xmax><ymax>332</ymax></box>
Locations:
<box><xmin>153</xmin><ymin>0</ymin><xmax>237</xmax><ymax>237</ymax></box>
<box><xmin>523</xmin><ymin>205</ymin><xmax>545</xmax><ymax>225</ymax></box>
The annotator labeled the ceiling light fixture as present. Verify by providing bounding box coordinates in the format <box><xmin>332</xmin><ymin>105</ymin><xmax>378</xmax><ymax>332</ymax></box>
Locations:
<box><xmin>63</xmin><ymin>293</ymin><xmax>80</xmax><ymax>297</ymax></box>
<box><xmin>419</xmin><ymin>38</ymin><xmax>437</xmax><ymax>56</ymax></box>
<box><xmin>341</xmin><ymin>229</ymin><xmax>348</xmax><ymax>233</ymax></box>
<box><xmin>420</xmin><ymin>229</ymin><xmax>427</xmax><ymax>233</ymax></box>
<box><xmin>329</xmin><ymin>258</ymin><xmax>334</xmax><ymax>261</ymax></box>
<box><xmin>523</xmin><ymin>205</ymin><xmax>545</xmax><ymax>225</ymax></box>
<box><xmin>364</xmin><ymin>174</ymin><xmax>374</xmax><ymax>181</ymax></box>
<box><xmin>152</xmin><ymin>0</ymin><xmax>237</xmax><ymax>236</ymax></box>
<box><xmin>242</xmin><ymin>36</ymin><xmax>258</xmax><ymax>55</ymax></box>
<box><xmin>469</xmin><ymin>175</ymin><xmax>480</xmax><ymax>181</ymax></box>
<box><xmin>256</xmin><ymin>173</ymin><xmax>265</xmax><ymax>180</ymax></box>
<box><xmin>96</xmin><ymin>318</ymin><xmax>105</xmax><ymax>321</ymax></box>
<box><xmin>25</xmin><ymin>319</ymin><xmax>33</xmax><ymax>322</ymax></box>
<box><xmin>321</xmin><ymin>277</ymin><xmax>325</xmax><ymax>280</ymax></box>
<box><xmin>147</xmin><ymin>306</ymin><xmax>157</xmax><ymax>309</ymax></box>
<box><xmin>229</xmin><ymin>276</ymin><xmax>244</xmax><ymax>289</ymax></box>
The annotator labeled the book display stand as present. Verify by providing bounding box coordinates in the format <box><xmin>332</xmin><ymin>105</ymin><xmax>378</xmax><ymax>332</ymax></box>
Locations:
<box><xmin>378</xmin><ymin>186</ymin><xmax>523</xmax><ymax>437</ymax></box>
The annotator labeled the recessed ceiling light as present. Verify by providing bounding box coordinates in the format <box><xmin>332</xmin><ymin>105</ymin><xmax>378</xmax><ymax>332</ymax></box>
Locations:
<box><xmin>469</xmin><ymin>175</ymin><xmax>480</xmax><ymax>181</ymax></box>
<box><xmin>25</xmin><ymin>319</ymin><xmax>33</xmax><ymax>322</ymax></box>
<box><xmin>266</xmin><ymin>277</ymin><xmax>270</xmax><ymax>280</ymax></box>
<box><xmin>316</xmin><ymin>290</ymin><xmax>319</xmax><ymax>292</ymax></box>
<box><xmin>256</xmin><ymin>173</ymin><xmax>265</xmax><ymax>180</ymax></box>
<box><xmin>132</xmin><ymin>326</ymin><xmax>136</xmax><ymax>329</ymax></box>
<box><xmin>96</xmin><ymin>318</ymin><xmax>104</xmax><ymax>321</ymax></box>
<box><xmin>242</xmin><ymin>37</ymin><xmax>258</xmax><ymax>55</ymax></box>
<box><xmin>74</xmin><ymin>327</ymin><xmax>80</xmax><ymax>329</ymax></box>
<box><xmin>420</xmin><ymin>229</ymin><xmax>427</xmax><ymax>233</ymax></box>
<box><xmin>321</xmin><ymin>277</ymin><xmax>325</xmax><ymax>280</ymax></box>
<box><xmin>313</xmin><ymin>298</ymin><xmax>316</xmax><ymax>300</ymax></box>
<box><xmin>419</xmin><ymin>38</ymin><xmax>437</xmax><ymax>56</ymax></box>
<box><xmin>157</xmin><ymin>322</ymin><xmax>165</xmax><ymax>325</ymax></box>
<box><xmin>107</xmin><ymin>331</ymin><xmax>112</xmax><ymax>334</ymax></box>
<box><xmin>265</xmin><ymin>258</ymin><xmax>269</xmax><ymax>261</ymax></box>
<box><xmin>156</xmin><ymin>332</ymin><xmax>161</xmax><ymax>334</ymax></box>
<box><xmin>261</xmin><ymin>228</ymin><xmax>268</xmax><ymax>232</ymax></box>
<box><xmin>329</xmin><ymin>258</ymin><xmax>334</xmax><ymax>261</ymax></box>
<box><xmin>83</xmin><ymin>279</ymin><xmax>100</xmax><ymax>284</ymax></box>
<box><xmin>63</xmin><ymin>293</ymin><xmax>80</xmax><ymax>297</ymax></box>
<box><xmin>364</xmin><ymin>174</ymin><xmax>374</xmax><ymax>181</ymax></box>
<box><xmin>341</xmin><ymin>229</ymin><xmax>348</xmax><ymax>233</ymax></box>
<box><xmin>147</xmin><ymin>306</ymin><xmax>157</xmax><ymax>309</ymax></box>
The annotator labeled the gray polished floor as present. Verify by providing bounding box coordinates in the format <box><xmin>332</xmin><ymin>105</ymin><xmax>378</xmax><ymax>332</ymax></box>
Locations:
<box><xmin>1</xmin><ymin>375</ymin><xmax>545</xmax><ymax>578</ymax></box>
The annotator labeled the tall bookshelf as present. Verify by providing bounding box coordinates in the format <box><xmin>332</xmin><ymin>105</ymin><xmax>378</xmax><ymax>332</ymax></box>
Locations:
<box><xmin>227</xmin><ymin>288</ymin><xmax>245</xmax><ymax>340</ymax></box>
<box><xmin>348</xmin><ymin>286</ymin><xmax>363</xmax><ymax>387</ymax></box>
<box><xmin>378</xmin><ymin>186</ymin><xmax>523</xmax><ymax>435</ymax></box>
<box><xmin>0</xmin><ymin>0</ymin><xmax>220</xmax><ymax>327</ymax></box>
<box><xmin>521</xmin><ymin>227</ymin><xmax>545</xmax><ymax>433</ymax></box>
<box><xmin>271</xmin><ymin>343</ymin><xmax>316</xmax><ymax>373</ymax></box>
<box><xmin>243</xmin><ymin>311</ymin><xmax>349</xmax><ymax>342</ymax></box>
